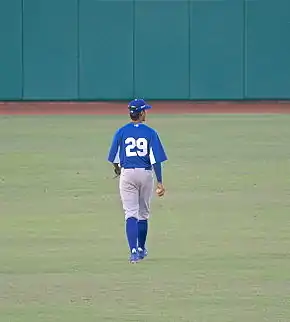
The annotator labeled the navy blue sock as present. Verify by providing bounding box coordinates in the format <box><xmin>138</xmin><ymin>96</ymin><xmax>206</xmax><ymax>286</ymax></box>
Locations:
<box><xmin>138</xmin><ymin>220</ymin><xmax>148</xmax><ymax>250</ymax></box>
<box><xmin>126</xmin><ymin>217</ymin><xmax>138</xmax><ymax>253</ymax></box>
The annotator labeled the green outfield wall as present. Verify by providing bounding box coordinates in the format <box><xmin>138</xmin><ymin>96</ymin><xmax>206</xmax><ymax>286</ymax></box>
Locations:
<box><xmin>0</xmin><ymin>0</ymin><xmax>289</xmax><ymax>100</ymax></box>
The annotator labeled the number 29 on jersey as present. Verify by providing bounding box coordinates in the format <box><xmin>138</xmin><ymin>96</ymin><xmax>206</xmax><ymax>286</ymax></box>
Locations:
<box><xmin>125</xmin><ymin>137</ymin><xmax>148</xmax><ymax>157</ymax></box>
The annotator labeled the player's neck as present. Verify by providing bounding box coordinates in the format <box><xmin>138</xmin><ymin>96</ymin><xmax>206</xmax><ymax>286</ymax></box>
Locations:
<box><xmin>131</xmin><ymin>120</ymin><xmax>143</xmax><ymax>124</ymax></box>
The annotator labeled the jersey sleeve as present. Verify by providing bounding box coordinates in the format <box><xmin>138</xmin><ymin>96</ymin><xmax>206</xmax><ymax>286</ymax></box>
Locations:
<box><xmin>107</xmin><ymin>129</ymin><xmax>121</xmax><ymax>163</ymax></box>
<box><xmin>149</xmin><ymin>130</ymin><xmax>168</xmax><ymax>165</ymax></box>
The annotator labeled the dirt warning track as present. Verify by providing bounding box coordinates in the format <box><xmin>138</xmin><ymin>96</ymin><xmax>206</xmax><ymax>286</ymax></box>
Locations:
<box><xmin>0</xmin><ymin>101</ymin><xmax>289</xmax><ymax>115</ymax></box>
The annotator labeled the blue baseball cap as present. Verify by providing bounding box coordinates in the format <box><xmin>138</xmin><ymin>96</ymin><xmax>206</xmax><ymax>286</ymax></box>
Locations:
<box><xmin>128</xmin><ymin>99</ymin><xmax>152</xmax><ymax>113</ymax></box>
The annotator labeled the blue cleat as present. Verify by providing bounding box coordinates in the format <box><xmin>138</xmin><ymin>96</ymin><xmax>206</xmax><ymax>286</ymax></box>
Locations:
<box><xmin>137</xmin><ymin>247</ymin><xmax>148</xmax><ymax>260</ymax></box>
<box><xmin>129</xmin><ymin>251</ymin><xmax>139</xmax><ymax>264</ymax></box>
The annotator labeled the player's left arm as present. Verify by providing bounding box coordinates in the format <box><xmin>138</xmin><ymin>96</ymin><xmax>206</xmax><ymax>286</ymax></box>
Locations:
<box><xmin>107</xmin><ymin>130</ymin><xmax>121</xmax><ymax>176</ymax></box>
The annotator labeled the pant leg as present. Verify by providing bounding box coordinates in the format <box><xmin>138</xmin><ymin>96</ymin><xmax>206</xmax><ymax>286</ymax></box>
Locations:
<box><xmin>119</xmin><ymin>169</ymin><xmax>139</xmax><ymax>220</ymax></box>
<box><xmin>138</xmin><ymin>170</ymin><xmax>154</xmax><ymax>220</ymax></box>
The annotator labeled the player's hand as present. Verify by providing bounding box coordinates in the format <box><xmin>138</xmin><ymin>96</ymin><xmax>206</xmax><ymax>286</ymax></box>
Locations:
<box><xmin>156</xmin><ymin>183</ymin><xmax>165</xmax><ymax>197</ymax></box>
<box><xmin>113</xmin><ymin>164</ymin><xmax>121</xmax><ymax>178</ymax></box>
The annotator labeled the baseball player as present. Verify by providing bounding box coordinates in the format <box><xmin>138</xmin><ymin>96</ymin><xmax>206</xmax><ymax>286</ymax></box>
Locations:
<box><xmin>107</xmin><ymin>99</ymin><xmax>167</xmax><ymax>263</ymax></box>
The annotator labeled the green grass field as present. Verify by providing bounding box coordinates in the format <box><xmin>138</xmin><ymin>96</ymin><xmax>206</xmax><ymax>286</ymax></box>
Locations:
<box><xmin>1</xmin><ymin>114</ymin><xmax>290</xmax><ymax>322</ymax></box>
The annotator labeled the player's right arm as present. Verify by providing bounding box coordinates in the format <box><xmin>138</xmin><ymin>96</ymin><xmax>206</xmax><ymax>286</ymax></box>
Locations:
<box><xmin>149</xmin><ymin>130</ymin><xmax>168</xmax><ymax>196</ymax></box>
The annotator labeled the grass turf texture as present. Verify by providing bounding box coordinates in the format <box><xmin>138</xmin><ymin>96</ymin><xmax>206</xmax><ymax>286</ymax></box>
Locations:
<box><xmin>0</xmin><ymin>114</ymin><xmax>290</xmax><ymax>322</ymax></box>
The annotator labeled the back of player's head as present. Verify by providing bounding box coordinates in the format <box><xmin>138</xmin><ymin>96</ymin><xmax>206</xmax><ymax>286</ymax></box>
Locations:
<box><xmin>128</xmin><ymin>99</ymin><xmax>152</xmax><ymax>121</ymax></box>
<box><xmin>129</xmin><ymin>111</ymin><xmax>141</xmax><ymax>121</ymax></box>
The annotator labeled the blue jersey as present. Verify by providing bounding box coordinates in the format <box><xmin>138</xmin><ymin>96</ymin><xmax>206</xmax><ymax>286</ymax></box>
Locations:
<box><xmin>107</xmin><ymin>123</ymin><xmax>167</xmax><ymax>168</ymax></box>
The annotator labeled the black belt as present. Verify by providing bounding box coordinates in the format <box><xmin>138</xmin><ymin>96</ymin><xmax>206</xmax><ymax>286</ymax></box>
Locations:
<box><xmin>123</xmin><ymin>166</ymin><xmax>152</xmax><ymax>170</ymax></box>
